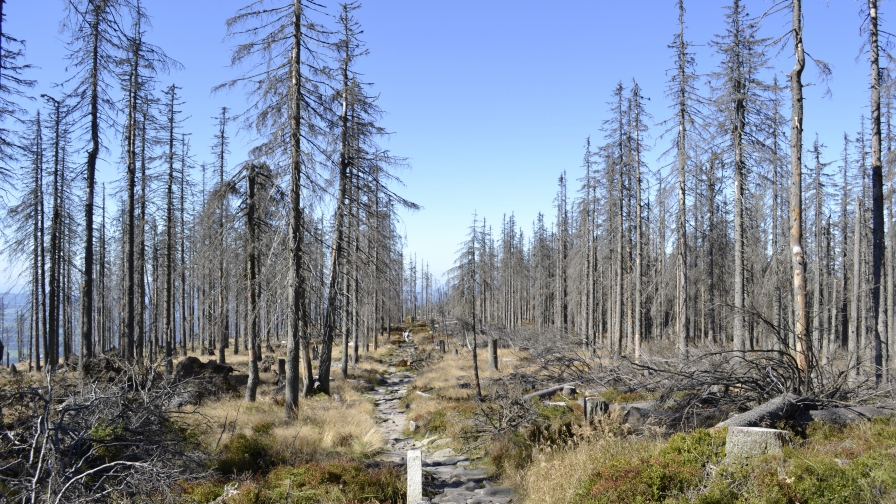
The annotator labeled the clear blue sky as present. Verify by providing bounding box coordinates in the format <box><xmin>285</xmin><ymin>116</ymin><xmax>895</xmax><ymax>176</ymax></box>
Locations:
<box><xmin>2</xmin><ymin>0</ymin><xmax>876</xmax><ymax>289</ymax></box>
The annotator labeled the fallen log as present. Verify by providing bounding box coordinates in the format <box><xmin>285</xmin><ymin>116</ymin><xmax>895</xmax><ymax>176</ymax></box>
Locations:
<box><xmin>522</xmin><ymin>382</ymin><xmax>581</xmax><ymax>401</ymax></box>
<box><xmin>796</xmin><ymin>405</ymin><xmax>896</xmax><ymax>426</ymax></box>
<box><xmin>714</xmin><ymin>393</ymin><xmax>807</xmax><ymax>429</ymax></box>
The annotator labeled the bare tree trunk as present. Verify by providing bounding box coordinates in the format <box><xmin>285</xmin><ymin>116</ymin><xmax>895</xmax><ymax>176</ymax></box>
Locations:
<box><xmin>216</xmin><ymin>108</ymin><xmax>229</xmax><ymax>366</ymax></box>
<box><xmin>246</xmin><ymin>163</ymin><xmax>260</xmax><ymax>402</ymax></box>
<box><xmin>285</xmin><ymin>0</ymin><xmax>312</xmax><ymax>417</ymax></box>
<box><xmin>136</xmin><ymin>111</ymin><xmax>148</xmax><ymax>364</ymax></box>
<box><xmin>180</xmin><ymin>135</ymin><xmax>188</xmax><ymax>357</ymax></box>
<box><xmin>632</xmin><ymin>83</ymin><xmax>644</xmax><ymax>361</ymax></box>
<box><xmin>869</xmin><ymin>0</ymin><xmax>886</xmax><ymax>386</ymax></box>
<box><xmin>675</xmin><ymin>0</ymin><xmax>689</xmax><ymax>359</ymax></box>
<box><xmin>79</xmin><ymin>2</ymin><xmax>102</xmax><ymax>369</ymax></box>
<box><xmin>850</xmin><ymin>197</ymin><xmax>862</xmax><ymax>381</ymax></box>
<box><xmin>163</xmin><ymin>85</ymin><xmax>178</xmax><ymax>375</ymax></box>
<box><xmin>790</xmin><ymin>0</ymin><xmax>809</xmax><ymax>390</ymax></box>
<box><xmin>318</xmin><ymin>111</ymin><xmax>350</xmax><ymax>395</ymax></box>
<box><xmin>31</xmin><ymin>114</ymin><xmax>42</xmax><ymax>372</ymax></box>
<box><xmin>472</xmin><ymin>238</ymin><xmax>482</xmax><ymax>400</ymax></box>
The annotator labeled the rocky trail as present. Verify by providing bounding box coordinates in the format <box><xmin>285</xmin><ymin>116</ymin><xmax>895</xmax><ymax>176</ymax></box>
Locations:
<box><xmin>368</xmin><ymin>345</ymin><xmax>517</xmax><ymax>504</ymax></box>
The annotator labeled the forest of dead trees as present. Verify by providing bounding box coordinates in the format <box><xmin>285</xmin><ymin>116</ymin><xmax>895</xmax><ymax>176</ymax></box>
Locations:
<box><xmin>0</xmin><ymin>0</ymin><xmax>895</xmax><ymax>413</ymax></box>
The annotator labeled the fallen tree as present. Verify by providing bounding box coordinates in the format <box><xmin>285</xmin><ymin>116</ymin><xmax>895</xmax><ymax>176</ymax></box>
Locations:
<box><xmin>714</xmin><ymin>393</ymin><xmax>808</xmax><ymax>429</ymax></box>
<box><xmin>0</xmin><ymin>361</ymin><xmax>209</xmax><ymax>503</ymax></box>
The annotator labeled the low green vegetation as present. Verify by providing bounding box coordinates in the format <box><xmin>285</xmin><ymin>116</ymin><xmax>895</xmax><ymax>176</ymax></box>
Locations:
<box><xmin>182</xmin><ymin>462</ymin><xmax>403</xmax><ymax>504</ymax></box>
<box><xmin>517</xmin><ymin>417</ymin><xmax>896</xmax><ymax>504</ymax></box>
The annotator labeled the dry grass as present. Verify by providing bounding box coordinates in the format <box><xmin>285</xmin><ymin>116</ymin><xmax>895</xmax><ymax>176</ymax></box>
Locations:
<box><xmin>505</xmin><ymin>436</ymin><xmax>662</xmax><ymax>504</ymax></box>
<box><xmin>190</xmin><ymin>377</ymin><xmax>384</xmax><ymax>464</ymax></box>
<box><xmin>413</xmin><ymin>346</ymin><xmax>531</xmax><ymax>395</ymax></box>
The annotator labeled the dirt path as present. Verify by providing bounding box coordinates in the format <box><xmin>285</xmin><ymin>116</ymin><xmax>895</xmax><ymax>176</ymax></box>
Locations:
<box><xmin>368</xmin><ymin>347</ymin><xmax>517</xmax><ymax>504</ymax></box>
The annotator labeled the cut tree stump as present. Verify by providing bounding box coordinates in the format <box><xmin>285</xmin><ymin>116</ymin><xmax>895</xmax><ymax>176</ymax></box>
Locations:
<box><xmin>585</xmin><ymin>397</ymin><xmax>609</xmax><ymax>422</ymax></box>
<box><xmin>725</xmin><ymin>426</ymin><xmax>791</xmax><ymax>462</ymax></box>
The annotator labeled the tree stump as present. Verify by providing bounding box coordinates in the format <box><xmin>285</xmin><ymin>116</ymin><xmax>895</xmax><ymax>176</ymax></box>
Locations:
<box><xmin>725</xmin><ymin>426</ymin><xmax>791</xmax><ymax>462</ymax></box>
<box><xmin>487</xmin><ymin>339</ymin><xmax>499</xmax><ymax>371</ymax></box>
<box><xmin>585</xmin><ymin>397</ymin><xmax>609</xmax><ymax>422</ymax></box>
<box><xmin>562</xmin><ymin>385</ymin><xmax>577</xmax><ymax>397</ymax></box>
<box><xmin>438</xmin><ymin>340</ymin><xmax>445</xmax><ymax>353</ymax></box>
<box><xmin>277</xmin><ymin>358</ymin><xmax>285</xmax><ymax>385</ymax></box>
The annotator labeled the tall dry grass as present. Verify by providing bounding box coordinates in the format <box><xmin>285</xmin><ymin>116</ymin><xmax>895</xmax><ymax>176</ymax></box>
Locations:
<box><xmin>504</xmin><ymin>436</ymin><xmax>662</xmax><ymax>504</ymax></box>
<box><xmin>193</xmin><ymin>380</ymin><xmax>384</xmax><ymax>464</ymax></box>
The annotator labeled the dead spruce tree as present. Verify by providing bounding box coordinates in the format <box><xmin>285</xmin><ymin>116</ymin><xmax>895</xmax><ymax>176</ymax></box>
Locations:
<box><xmin>63</xmin><ymin>0</ymin><xmax>130</xmax><ymax>366</ymax></box>
<box><xmin>317</xmin><ymin>2</ymin><xmax>415</xmax><ymax>393</ymax></box>
<box><xmin>710</xmin><ymin>0</ymin><xmax>770</xmax><ymax>354</ymax></box>
<box><xmin>449</xmin><ymin>214</ymin><xmax>484</xmax><ymax>400</ymax></box>
<box><xmin>218</xmin><ymin>0</ymin><xmax>330</xmax><ymax>415</ymax></box>
<box><xmin>660</xmin><ymin>0</ymin><xmax>702</xmax><ymax>360</ymax></box>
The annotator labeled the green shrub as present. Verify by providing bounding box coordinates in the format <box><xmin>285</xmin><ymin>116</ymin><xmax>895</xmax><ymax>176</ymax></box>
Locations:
<box><xmin>574</xmin><ymin>429</ymin><xmax>725</xmax><ymax>504</ymax></box>
<box><xmin>488</xmin><ymin>432</ymin><xmax>534</xmax><ymax>475</ymax></box>
<box><xmin>265</xmin><ymin>462</ymin><xmax>403</xmax><ymax>504</ymax></box>
<box><xmin>600</xmin><ymin>388</ymin><xmax>652</xmax><ymax>404</ymax></box>
<box><xmin>180</xmin><ymin>480</ymin><xmax>225</xmax><ymax>503</ymax></box>
<box><xmin>216</xmin><ymin>422</ymin><xmax>283</xmax><ymax>476</ymax></box>
<box><xmin>659</xmin><ymin>428</ymin><xmax>726</xmax><ymax>466</ymax></box>
<box><xmin>700</xmin><ymin>418</ymin><xmax>896</xmax><ymax>503</ymax></box>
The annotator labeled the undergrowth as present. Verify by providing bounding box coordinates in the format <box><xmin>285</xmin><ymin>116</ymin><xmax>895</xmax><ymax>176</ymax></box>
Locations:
<box><xmin>517</xmin><ymin>416</ymin><xmax>896</xmax><ymax>504</ymax></box>
<box><xmin>182</xmin><ymin>462</ymin><xmax>403</xmax><ymax>503</ymax></box>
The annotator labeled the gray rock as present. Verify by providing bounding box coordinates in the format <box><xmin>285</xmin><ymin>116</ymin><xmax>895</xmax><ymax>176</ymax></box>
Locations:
<box><xmin>431</xmin><ymin>438</ymin><xmax>454</xmax><ymax>448</ymax></box>
<box><xmin>451</xmin><ymin>467</ymin><xmax>488</xmax><ymax>481</ymax></box>
<box><xmin>432</xmin><ymin>448</ymin><xmax>456</xmax><ymax>458</ymax></box>
<box><xmin>424</xmin><ymin>456</ymin><xmax>469</xmax><ymax>467</ymax></box>
<box><xmin>436</xmin><ymin>494</ymin><xmax>473</xmax><ymax>504</ymax></box>
<box><xmin>462</xmin><ymin>481</ymin><xmax>480</xmax><ymax>491</ymax></box>
<box><xmin>623</xmin><ymin>406</ymin><xmax>653</xmax><ymax>428</ymax></box>
<box><xmin>475</xmin><ymin>487</ymin><xmax>515</xmax><ymax>498</ymax></box>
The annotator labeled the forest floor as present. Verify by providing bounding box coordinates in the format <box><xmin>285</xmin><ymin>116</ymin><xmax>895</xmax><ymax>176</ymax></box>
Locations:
<box><xmin>6</xmin><ymin>325</ymin><xmax>896</xmax><ymax>503</ymax></box>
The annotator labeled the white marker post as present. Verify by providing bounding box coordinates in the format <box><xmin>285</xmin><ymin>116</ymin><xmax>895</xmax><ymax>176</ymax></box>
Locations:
<box><xmin>407</xmin><ymin>449</ymin><xmax>423</xmax><ymax>503</ymax></box>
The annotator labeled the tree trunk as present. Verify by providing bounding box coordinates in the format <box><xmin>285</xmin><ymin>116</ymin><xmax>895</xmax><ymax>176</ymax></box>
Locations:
<box><xmin>246</xmin><ymin>163</ymin><xmax>260</xmax><ymax>402</ymax></box>
<box><xmin>79</xmin><ymin>3</ymin><xmax>102</xmax><ymax>369</ymax></box>
<box><xmin>790</xmin><ymin>0</ymin><xmax>809</xmax><ymax>390</ymax></box>
<box><xmin>285</xmin><ymin>0</ymin><xmax>308</xmax><ymax>417</ymax></box>
<box><xmin>675</xmin><ymin>1</ymin><xmax>689</xmax><ymax>359</ymax></box>
<box><xmin>869</xmin><ymin>0</ymin><xmax>886</xmax><ymax>386</ymax></box>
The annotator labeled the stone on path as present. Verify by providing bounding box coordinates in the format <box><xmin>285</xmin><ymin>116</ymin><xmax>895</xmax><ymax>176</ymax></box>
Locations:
<box><xmin>408</xmin><ymin>449</ymin><xmax>423</xmax><ymax>503</ymax></box>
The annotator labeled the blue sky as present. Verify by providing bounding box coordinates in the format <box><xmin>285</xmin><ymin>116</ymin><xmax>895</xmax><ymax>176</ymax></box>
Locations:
<box><xmin>2</xmin><ymin>0</ymin><xmax>878</xmax><ymax>289</ymax></box>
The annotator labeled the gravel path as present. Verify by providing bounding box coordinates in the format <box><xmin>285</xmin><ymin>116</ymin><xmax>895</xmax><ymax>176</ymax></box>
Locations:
<box><xmin>368</xmin><ymin>350</ymin><xmax>517</xmax><ymax>504</ymax></box>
